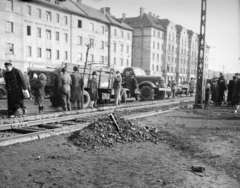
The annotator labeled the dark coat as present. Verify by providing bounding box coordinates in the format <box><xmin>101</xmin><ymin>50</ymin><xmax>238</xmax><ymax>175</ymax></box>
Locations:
<box><xmin>70</xmin><ymin>72</ymin><xmax>83</xmax><ymax>102</ymax></box>
<box><xmin>4</xmin><ymin>67</ymin><xmax>27</xmax><ymax>99</ymax></box>
<box><xmin>32</xmin><ymin>80</ymin><xmax>47</xmax><ymax>96</ymax></box>
<box><xmin>211</xmin><ymin>84</ymin><xmax>219</xmax><ymax>102</ymax></box>
<box><xmin>205</xmin><ymin>87</ymin><xmax>211</xmax><ymax>101</ymax></box>
<box><xmin>52</xmin><ymin>73</ymin><xmax>62</xmax><ymax>107</ymax></box>
<box><xmin>89</xmin><ymin>77</ymin><xmax>98</xmax><ymax>100</ymax></box>
<box><xmin>233</xmin><ymin>78</ymin><xmax>240</xmax><ymax>105</ymax></box>
<box><xmin>227</xmin><ymin>79</ymin><xmax>235</xmax><ymax>102</ymax></box>
<box><xmin>131</xmin><ymin>77</ymin><xmax>138</xmax><ymax>90</ymax></box>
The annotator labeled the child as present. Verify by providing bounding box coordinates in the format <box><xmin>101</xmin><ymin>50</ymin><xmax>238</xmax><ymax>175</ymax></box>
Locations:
<box><xmin>89</xmin><ymin>71</ymin><xmax>98</xmax><ymax>108</ymax></box>
<box><xmin>205</xmin><ymin>83</ymin><xmax>211</xmax><ymax>108</ymax></box>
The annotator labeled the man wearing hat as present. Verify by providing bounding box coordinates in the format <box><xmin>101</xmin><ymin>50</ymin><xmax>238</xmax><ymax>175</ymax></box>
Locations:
<box><xmin>89</xmin><ymin>71</ymin><xmax>98</xmax><ymax>108</ymax></box>
<box><xmin>113</xmin><ymin>71</ymin><xmax>122</xmax><ymax>106</ymax></box>
<box><xmin>70</xmin><ymin>66</ymin><xmax>83</xmax><ymax>110</ymax></box>
<box><xmin>232</xmin><ymin>73</ymin><xmax>240</xmax><ymax>113</ymax></box>
<box><xmin>4</xmin><ymin>62</ymin><xmax>28</xmax><ymax>117</ymax></box>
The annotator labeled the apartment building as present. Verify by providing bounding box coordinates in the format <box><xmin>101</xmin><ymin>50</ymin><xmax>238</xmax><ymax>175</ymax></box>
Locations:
<box><xmin>124</xmin><ymin>8</ymin><xmax>165</xmax><ymax>76</ymax></box>
<box><xmin>0</xmin><ymin>0</ymin><xmax>133</xmax><ymax>72</ymax></box>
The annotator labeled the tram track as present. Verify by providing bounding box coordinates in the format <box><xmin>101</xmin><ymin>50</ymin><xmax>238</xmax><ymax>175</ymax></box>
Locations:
<box><xmin>0</xmin><ymin>97</ymin><xmax>194</xmax><ymax>147</ymax></box>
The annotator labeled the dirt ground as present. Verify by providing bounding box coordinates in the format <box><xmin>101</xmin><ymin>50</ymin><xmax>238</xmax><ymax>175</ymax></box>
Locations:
<box><xmin>0</xmin><ymin>106</ymin><xmax>240</xmax><ymax>188</ymax></box>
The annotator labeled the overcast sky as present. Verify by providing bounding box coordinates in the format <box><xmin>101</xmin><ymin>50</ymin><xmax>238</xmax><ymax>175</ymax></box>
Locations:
<box><xmin>84</xmin><ymin>0</ymin><xmax>240</xmax><ymax>74</ymax></box>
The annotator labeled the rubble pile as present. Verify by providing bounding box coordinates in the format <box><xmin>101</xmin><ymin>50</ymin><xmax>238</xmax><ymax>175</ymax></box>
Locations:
<box><xmin>68</xmin><ymin>113</ymin><xmax>161</xmax><ymax>150</ymax></box>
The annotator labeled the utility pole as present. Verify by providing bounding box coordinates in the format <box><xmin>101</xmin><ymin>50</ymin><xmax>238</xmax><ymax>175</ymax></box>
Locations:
<box><xmin>194</xmin><ymin>0</ymin><xmax>207</xmax><ymax>108</ymax></box>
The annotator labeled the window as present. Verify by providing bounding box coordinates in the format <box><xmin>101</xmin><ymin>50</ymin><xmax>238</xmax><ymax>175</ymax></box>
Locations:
<box><xmin>37</xmin><ymin>48</ymin><xmax>42</xmax><ymax>57</ymax></box>
<box><xmin>56</xmin><ymin>14</ymin><xmax>59</xmax><ymax>23</ymax></box>
<box><xmin>157</xmin><ymin>43</ymin><xmax>159</xmax><ymax>50</ymax></box>
<box><xmin>65</xmin><ymin>33</ymin><xmax>68</xmax><ymax>42</ymax></box>
<box><xmin>6</xmin><ymin>21</ymin><xmax>13</xmax><ymax>33</ymax></box>
<box><xmin>90</xmin><ymin>23</ymin><xmax>94</xmax><ymax>31</ymax></box>
<box><xmin>158</xmin><ymin>32</ymin><xmax>160</xmax><ymax>38</ymax></box>
<box><xmin>157</xmin><ymin>54</ymin><xmax>159</xmax><ymax>61</ymax></box>
<box><xmin>152</xmin><ymin>64</ymin><xmax>154</xmax><ymax>71</ymax></box>
<box><xmin>127</xmin><ymin>59</ymin><xmax>129</xmax><ymax>66</ymax></box>
<box><xmin>114</xmin><ymin>57</ymin><xmax>116</xmax><ymax>65</ymax></box>
<box><xmin>64</xmin><ymin>16</ymin><xmax>68</xmax><ymax>25</ymax></box>
<box><xmin>46</xmin><ymin>49</ymin><xmax>51</xmax><ymax>59</ymax></box>
<box><xmin>127</xmin><ymin>46</ymin><xmax>129</xmax><ymax>53</ymax></box>
<box><xmin>114</xmin><ymin>29</ymin><xmax>117</xmax><ymax>36</ymax></box>
<box><xmin>65</xmin><ymin>51</ymin><xmax>68</xmax><ymax>60</ymax></box>
<box><xmin>37</xmin><ymin>28</ymin><xmax>41</xmax><ymax>38</ymax></box>
<box><xmin>90</xmin><ymin>54</ymin><xmax>94</xmax><ymax>62</ymax></box>
<box><xmin>114</xmin><ymin>43</ymin><xmax>116</xmax><ymax>51</ymax></box>
<box><xmin>27</xmin><ymin>46</ymin><xmax>31</xmax><ymax>57</ymax></box>
<box><xmin>101</xmin><ymin>26</ymin><xmax>104</xmax><ymax>34</ymax></box>
<box><xmin>46</xmin><ymin>11</ymin><xmax>51</xmax><ymax>21</ymax></box>
<box><xmin>78</xmin><ymin>20</ymin><xmax>82</xmax><ymax>28</ymax></box>
<box><xmin>27</xmin><ymin>5</ymin><xmax>31</xmax><ymax>16</ymax></box>
<box><xmin>78</xmin><ymin>53</ymin><xmax>82</xmax><ymax>61</ymax></box>
<box><xmin>156</xmin><ymin>65</ymin><xmax>159</xmax><ymax>71</ymax></box>
<box><xmin>101</xmin><ymin>41</ymin><xmax>104</xmax><ymax>49</ymax></box>
<box><xmin>90</xmin><ymin>38</ymin><xmax>94</xmax><ymax>47</ymax></box>
<box><xmin>6</xmin><ymin>0</ymin><xmax>13</xmax><ymax>11</ymax></box>
<box><xmin>78</xmin><ymin>36</ymin><xmax>82</xmax><ymax>45</ymax></box>
<box><xmin>7</xmin><ymin>43</ymin><xmax>14</xmax><ymax>54</ymax></box>
<box><xmin>120</xmin><ymin>44</ymin><xmax>123</xmax><ymax>52</ymax></box>
<box><xmin>172</xmin><ymin>46</ymin><xmax>174</xmax><ymax>52</ymax></box>
<box><xmin>101</xmin><ymin>56</ymin><xmax>104</xmax><ymax>63</ymax></box>
<box><xmin>121</xmin><ymin>31</ymin><xmax>124</xmax><ymax>38</ymax></box>
<box><xmin>180</xmin><ymin>68</ymin><xmax>182</xmax><ymax>73</ymax></box>
<box><xmin>153</xmin><ymin>53</ymin><xmax>155</xmax><ymax>60</ymax></box>
<box><xmin>153</xmin><ymin>41</ymin><xmax>155</xmax><ymax>49</ymax></box>
<box><xmin>168</xmin><ymin>56</ymin><xmax>170</xmax><ymax>62</ymax></box>
<box><xmin>27</xmin><ymin>26</ymin><xmax>31</xmax><ymax>36</ymax></box>
<box><xmin>56</xmin><ymin>50</ymin><xmax>60</xmax><ymax>60</ymax></box>
<box><xmin>37</xmin><ymin>9</ymin><xmax>41</xmax><ymax>18</ymax></box>
<box><xmin>56</xmin><ymin>32</ymin><xmax>59</xmax><ymax>41</ymax></box>
<box><xmin>171</xmin><ymin>67</ymin><xmax>173</xmax><ymax>73</ymax></box>
<box><xmin>121</xmin><ymin>58</ymin><xmax>123</xmax><ymax>65</ymax></box>
<box><xmin>172</xmin><ymin>57</ymin><xmax>174</xmax><ymax>63</ymax></box>
<box><xmin>127</xmin><ymin>33</ymin><xmax>130</xmax><ymax>39</ymax></box>
<box><xmin>46</xmin><ymin>30</ymin><xmax>51</xmax><ymax>39</ymax></box>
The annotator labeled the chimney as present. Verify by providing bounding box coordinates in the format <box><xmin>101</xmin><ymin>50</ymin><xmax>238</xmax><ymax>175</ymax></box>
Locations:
<box><xmin>149</xmin><ymin>12</ymin><xmax>152</xmax><ymax>16</ymax></box>
<box><xmin>100</xmin><ymin>7</ymin><xmax>106</xmax><ymax>16</ymax></box>
<box><xmin>122</xmin><ymin>13</ymin><xmax>126</xmax><ymax>22</ymax></box>
<box><xmin>105</xmin><ymin>7</ymin><xmax>110</xmax><ymax>14</ymax></box>
<box><xmin>140</xmin><ymin>7</ymin><xmax>144</xmax><ymax>18</ymax></box>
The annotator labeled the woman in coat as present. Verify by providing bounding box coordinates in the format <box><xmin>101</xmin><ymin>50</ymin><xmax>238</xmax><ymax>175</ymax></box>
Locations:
<box><xmin>32</xmin><ymin>73</ymin><xmax>47</xmax><ymax>113</ymax></box>
<box><xmin>89</xmin><ymin>71</ymin><xmax>98</xmax><ymax>108</ymax></box>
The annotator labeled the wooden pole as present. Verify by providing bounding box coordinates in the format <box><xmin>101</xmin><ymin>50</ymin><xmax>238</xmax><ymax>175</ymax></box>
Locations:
<box><xmin>81</xmin><ymin>44</ymin><xmax>91</xmax><ymax>109</ymax></box>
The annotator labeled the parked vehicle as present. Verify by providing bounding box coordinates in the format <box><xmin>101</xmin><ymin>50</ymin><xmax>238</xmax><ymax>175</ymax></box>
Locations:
<box><xmin>0</xmin><ymin>78</ymin><xmax>7</xmax><ymax>99</ymax></box>
<box><xmin>175</xmin><ymin>81</ymin><xmax>190</xmax><ymax>96</ymax></box>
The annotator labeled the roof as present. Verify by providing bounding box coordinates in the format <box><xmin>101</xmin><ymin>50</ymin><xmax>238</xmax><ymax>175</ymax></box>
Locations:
<box><xmin>124</xmin><ymin>13</ymin><xmax>165</xmax><ymax>31</ymax></box>
<box><xmin>175</xmin><ymin>24</ymin><xmax>183</xmax><ymax>34</ymax></box>
<box><xmin>105</xmin><ymin>13</ymin><xmax>133</xmax><ymax>31</ymax></box>
<box><xmin>158</xmin><ymin>19</ymin><xmax>170</xmax><ymax>30</ymax></box>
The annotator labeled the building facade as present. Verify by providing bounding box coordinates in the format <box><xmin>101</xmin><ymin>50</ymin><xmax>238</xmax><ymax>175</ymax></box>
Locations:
<box><xmin>0</xmin><ymin>0</ymin><xmax>133</xmax><ymax>72</ymax></box>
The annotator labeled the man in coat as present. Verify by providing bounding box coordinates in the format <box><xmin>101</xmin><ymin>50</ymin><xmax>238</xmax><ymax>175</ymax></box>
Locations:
<box><xmin>59</xmin><ymin>67</ymin><xmax>72</xmax><ymax>111</ymax></box>
<box><xmin>233</xmin><ymin>73</ymin><xmax>240</xmax><ymax>113</ymax></box>
<box><xmin>70</xmin><ymin>66</ymin><xmax>83</xmax><ymax>110</ymax></box>
<box><xmin>217</xmin><ymin>73</ymin><xmax>226</xmax><ymax>106</ymax></box>
<box><xmin>189</xmin><ymin>78</ymin><xmax>195</xmax><ymax>96</ymax></box>
<box><xmin>113</xmin><ymin>71</ymin><xmax>122</xmax><ymax>106</ymax></box>
<box><xmin>130</xmin><ymin>74</ymin><xmax>139</xmax><ymax>101</ymax></box>
<box><xmin>171</xmin><ymin>80</ymin><xmax>176</xmax><ymax>98</ymax></box>
<box><xmin>227</xmin><ymin>76</ymin><xmax>236</xmax><ymax>106</ymax></box>
<box><xmin>211</xmin><ymin>80</ymin><xmax>219</xmax><ymax>106</ymax></box>
<box><xmin>4</xmin><ymin>62</ymin><xmax>28</xmax><ymax>117</ymax></box>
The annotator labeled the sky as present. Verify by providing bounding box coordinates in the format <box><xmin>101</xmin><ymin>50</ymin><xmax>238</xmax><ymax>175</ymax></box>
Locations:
<box><xmin>83</xmin><ymin>0</ymin><xmax>240</xmax><ymax>74</ymax></box>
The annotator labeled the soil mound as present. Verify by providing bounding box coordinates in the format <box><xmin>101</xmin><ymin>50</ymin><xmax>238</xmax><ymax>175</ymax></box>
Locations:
<box><xmin>68</xmin><ymin>113</ymin><xmax>161</xmax><ymax>150</ymax></box>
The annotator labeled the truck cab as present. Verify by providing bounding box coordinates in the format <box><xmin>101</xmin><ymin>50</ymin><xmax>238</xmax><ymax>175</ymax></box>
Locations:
<box><xmin>121</xmin><ymin>67</ymin><xmax>171</xmax><ymax>100</ymax></box>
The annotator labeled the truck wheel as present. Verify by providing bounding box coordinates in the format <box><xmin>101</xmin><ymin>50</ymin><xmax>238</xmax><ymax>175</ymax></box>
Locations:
<box><xmin>0</xmin><ymin>89</ymin><xmax>3</xmax><ymax>99</ymax></box>
<box><xmin>83</xmin><ymin>90</ymin><xmax>90</xmax><ymax>108</ymax></box>
<box><xmin>140</xmin><ymin>85</ymin><xmax>154</xmax><ymax>101</ymax></box>
<box><xmin>155</xmin><ymin>91</ymin><xmax>165</xmax><ymax>100</ymax></box>
<box><xmin>121</xmin><ymin>91</ymin><xmax>127</xmax><ymax>103</ymax></box>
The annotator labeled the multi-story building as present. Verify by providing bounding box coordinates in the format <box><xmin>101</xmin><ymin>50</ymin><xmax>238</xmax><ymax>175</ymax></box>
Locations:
<box><xmin>124</xmin><ymin>8</ymin><xmax>165</xmax><ymax>75</ymax></box>
<box><xmin>159</xmin><ymin>19</ymin><xmax>177</xmax><ymax>82</ymax></box>
<box><xmin>175</xmin><ymin>25</ymin><xmax>189</xmax><ymax>84</ymax></box>
<box><xmin>0</xmin><ymin>0</ymin><xmax>133</xmax><ymax>71</ymax></box>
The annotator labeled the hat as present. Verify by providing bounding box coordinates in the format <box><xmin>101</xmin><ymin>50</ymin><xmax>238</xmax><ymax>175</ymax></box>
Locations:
<box><xmin>4</xmin><ymin>62</ymin><xmax>12</xmax><ymax>66</ymax></box>
<box><xmin>116</xmin><ymin>71</ymin><xmax>120</xmax><ymax>74</ymax></box>
<box><xmin>92</xmin><ymin>71</ymin><xmax>97</xmax><ymax>76</ymax></box>
<box><xmin>73</xmin><ymin>66</ymin><xmax>79</xmax><ymax>71</ymax></box>
<box><xmin>235</xmin><ymin>73</ymin><xmax>240</xmax><ymax>76</ymax></box>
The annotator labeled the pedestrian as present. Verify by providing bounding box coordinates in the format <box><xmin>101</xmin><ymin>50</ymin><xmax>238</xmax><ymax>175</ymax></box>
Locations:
<box><xmin>59</xmin><ymin>67</ymin><xmax>72</xmax><ymax>111</ymax></box>
<box><xmin>227</xmin><ymin>76</ymin><xmax>236</xmax><ymax>106</ymax></box>
<box><xmin>51</xmin><ymin>72</ymin><xmax>62</xmax><ymax>108</ymax></box>
<box><xmin>205</xmin><ymin>83</ymin><xmax>211</xmax><ymax>108</ymax></box>
<box><xmin>217</xmin><ymin>73</ymin><xmax>226</xmax><ymax>106</ymax></box>
<box><xmin>189</xmin><ymin>77</ymin><xmax>195</xmax><ymax>96</ymax></box>
<box><xmin>171</xmin><ymin>80</ymin><xmax>176</xmax><ymax>98</ymax></box>
<box><xmin>70</xmin><ymin>66</ymin><xmax>83</xmax><ymax>110</ymax></box>
<box><xmin>113</xmin><ymin>71</ymin><xmax>122</xmax><ymax>106</ymax></box>
<box><xmin>130</xmin><ymin>74</ymin><xmax>139</xmax><ymax>101</ymax></box>
<box><xmin>89</xmin><ymin>71</ymin><xmax>98</xmax><ymax>108</ymax></box>
<box><xmin>24</xmin><ymin>71</ymin><xmax>33</xmax><ymax>100</ymax></box>
<box><xmin>4</xmin><ymin>62</ymin><xmax>28</xmax><ymax>117</ymax></box>
<box><xmin>232</xmin><ymin>73</ymin><xmax>240</xmax><ymax>114</ymax></box>
<box><xmin>32</xmin><ymin>73</ymin><xmax>47</xmax><ymax>114</ymax></box>
<box><xmin>211</xmin><ymin>80</ymin><xmax>219</xmax><ymax>106</ymax></box>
